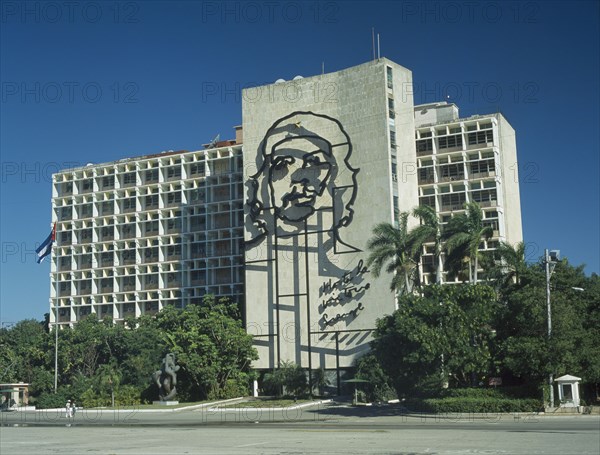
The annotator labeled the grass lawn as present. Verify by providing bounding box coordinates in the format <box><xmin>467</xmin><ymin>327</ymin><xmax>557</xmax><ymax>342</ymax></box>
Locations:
<box><xmin>219</xmin><ymin>399</ymin><xmax>313</xmax><ymax>408</ymax></box>
<box><xmin>88</xmin><ymin>400</ymin><xmax>214</xmax><ymax>410</ymax></box>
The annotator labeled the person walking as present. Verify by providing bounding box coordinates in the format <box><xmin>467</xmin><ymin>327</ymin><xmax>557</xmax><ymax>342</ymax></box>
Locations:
<box><xmin>65</xmin><ymin>400</ymin><xmax>72</xmax><ymax>418</ymax></box>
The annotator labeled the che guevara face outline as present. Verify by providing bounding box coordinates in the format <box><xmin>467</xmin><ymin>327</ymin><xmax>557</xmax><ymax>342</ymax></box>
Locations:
<box><xmin>267</xmin><ymin>136</ymin><xmax>334</xmax><ymax>223</ymax></box>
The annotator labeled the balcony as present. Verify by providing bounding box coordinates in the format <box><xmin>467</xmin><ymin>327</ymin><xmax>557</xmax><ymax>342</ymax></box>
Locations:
<box><xmin>439</xmin><ymin>174</ymin><xmax>465</xmax><ymax>183</ymax></box>
<box><xmin>440</xmin><ymin>204</ymin><xmax>465</xmax><ymax>212</ymax></box>
<box><xmin>469</xmin><ymin>170</ymin><xmax>496</xmax><ymax>180</ymax></box>
<box><xmin>478</xmin><ymin>200</ymin><xmax>498</xmax><ymax>208</ymax></box>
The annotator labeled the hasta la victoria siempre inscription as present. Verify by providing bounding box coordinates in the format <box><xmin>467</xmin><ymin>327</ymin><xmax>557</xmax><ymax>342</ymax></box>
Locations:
<box><xmin>320</xmin><ymin>259</ymin><xmax>370</xmax><ymax>327</ymax></box>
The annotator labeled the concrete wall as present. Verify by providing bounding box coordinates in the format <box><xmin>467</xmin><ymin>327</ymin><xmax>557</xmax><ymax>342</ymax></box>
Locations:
<box><xmin>497</xmin><ymin>114</ymin><xmax>523</xmax><ymax>246</ymax></box>
<box><xmin>242</xmin><ymin>59</ymin><xmax>416</xmax><ymax>370</ymax></box>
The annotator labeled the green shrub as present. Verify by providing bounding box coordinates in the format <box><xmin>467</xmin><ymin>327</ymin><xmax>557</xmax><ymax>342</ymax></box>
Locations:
<box><xmin>115</xmin><ymin>385</ymin><xmax>142</xmax><ymax>406</ymax></box>
<box><xmin>35</xmin><ymin>389</ymin><xmax>69</xmax><ymax>409</ymax></box>
<box><xmin>263</xmin><ymin>361</ymin><xmax>308</xmax><ymax>397</ymax></box>
<box><xmin>406</xmin><ymin>397</ymin><xmax>542</xmax><ymax>413</ymax></box>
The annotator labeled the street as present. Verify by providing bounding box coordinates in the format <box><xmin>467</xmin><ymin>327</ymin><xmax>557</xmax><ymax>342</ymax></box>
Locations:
<box><xmin>1</xmin><ymin>403</ymin><xmax>599</xmax><ymax>454</ymax></box>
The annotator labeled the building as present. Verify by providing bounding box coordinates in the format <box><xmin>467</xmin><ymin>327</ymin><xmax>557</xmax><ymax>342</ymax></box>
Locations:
<box><xmin>414</xmin><ymin>101</ymin><xmax>522</xmax><ymax>284</ymax></box>
<box><xmin>48</xmin><ymin>58</ymin><xmax>522</xmax><ymax>382</ymax></box>
<box><xmin>50</xmin><ymin>137</ymin><xmax>244</xmax><ymax>325</ymax></box>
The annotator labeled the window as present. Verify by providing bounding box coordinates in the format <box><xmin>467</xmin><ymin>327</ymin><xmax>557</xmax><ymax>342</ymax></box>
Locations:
<box><xmin>144</xmin><ymin>221</ymin><xmax>159</xmax><ymax>235</ymax></box>
<box><xmin>438</xmin><ymin>134</ymin><xmax>463</xmax><ymax>149</ymax></box>
<box><xmin>145</xmin><ymin>194</ymin><xmax>159</xmax><ymax>209</ymax></box>
<box><xmin>167</xmin><ymin>166</ymin><xmax>181</xmax><ymax>180</ymax></box>
<box><xmin>418</xmin><ymin>168</ymin><xmax>434</xmax><ymax>184</ymax></box>
<box><xmin>101</xmin><ymin>201</ymin><xmax>113</xmax><ymax>215</ymax></box>
<box><xmin>467</xmin><ymin>130</ymin><xmax>493</xmax><ymax>146</ymax></box>
<box><xmin>439</xmin><ymin>163</ymin><xmax>464</xmax><ymax>181</ymax></box>
<box><xmin>60</xmin><ymin>207</ymin><xmax>72</xmax><ymax>220</ymax></box>
<box><xmin>189</xmin><ymin>163</ymin><xmax>205</xmax><ymax>176</ymax></box>
<box><xmin>101</xmin><ymin>226</ymin><xmax>113</xmax><ymax>240</ymax></box>
<box><xmin>80</xmin><ymin>229</ymin><xmax>92</xmax><ymax>243</ymax></box>
<box><xmin>419</xmin><ymin>196</ymin><xmax>435</xmax><ymax>208</ymax></box>
<box><xmin>441</xmin><ymin>192</ymin><xmax>466</xmax><ymax>210</ymax></box>
<box><xmin>81</xmin><ymin>179</ymin><xmax>93</xmax><ymax>193</ymax></box>
<box><xmin>79</xmin><ymin>204</ymin><xmax>92</xmax><ymax>218</ymax></box>
<box><xmin>167</xmin><ymin>245</ymin><xmax>181</xmax><ymax>257</ymax></box>
<box><xmin>102</xmin><ymin>176</ymin><xmax>114</xmax><ymax>189</ymax></box>
<box><xmin>143</xmin><ymin>247</ymin><xmax>159</xmax><ymax>262</ymax></box>
<box><xmin>416</xmin><ymin>139</ymin><xmax>433</xmax><ymax>153</ymax></box>
<box><xmin>167</xmin><ymin>192</ymin><xmax>181</xmax><ymax>205</ymax></box>
<box><xmin>122</xmin><ymin>172</ymin><xmax>136</xmax><ymax>186</ymax></box>
<box><xmin>145</xmin><ymin>169</ymin><xmax>158</xmax><ymax>183</ymax></box>
<box><xmin>471</xmin><ymin>188</ymin><xmax>497</xmax><ymax>204</ymax></box>
<box><xmin>386</xmin><ymin>66</ymin><xmax>393</xmax><ymax>88</ymax></box>
<box><xmin>122</xmin><ymin>198</ymin><xmax>136</xmax><ymax>212</ymax></box>
<box><xmin>390</xmin><ymin>130</ymin><xmax>396</xmax><ymax>147</ymax></box>
<box><xmin>470</xmin><ymin>159</ymin><xmax>495</xmax><ymax>176</ymax></box>
<box><xmin>100</xmin><ymin>252</ymin><xmax>113</xmax><ymax>266</ymax></box>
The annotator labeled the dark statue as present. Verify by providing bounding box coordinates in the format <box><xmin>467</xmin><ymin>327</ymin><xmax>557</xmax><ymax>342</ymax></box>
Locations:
<box><xmin>152</xmin><ymin>352</ymin><xmax>180</xmax><ymax>401</ymax></box>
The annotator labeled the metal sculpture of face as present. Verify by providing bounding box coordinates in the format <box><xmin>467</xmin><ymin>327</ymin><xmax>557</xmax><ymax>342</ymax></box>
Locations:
<box><xmin>268</xmin><ymin>137</ymin><xmax>333</xmax><ymax>223</ymax></box>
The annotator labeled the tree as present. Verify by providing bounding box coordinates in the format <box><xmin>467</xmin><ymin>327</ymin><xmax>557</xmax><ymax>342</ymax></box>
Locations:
<box><xmin>366</xmin><ymin>212</ymin><xmax>418</xmax><ymax>295</ymax></box>
<box><xmin>495</xmin><ymin>258</ymin><xmax>600</xmax><ymax>402</ymax></box>
<box><xmin>410</xmin><ymin>204</ymin><xmax>443</xmax><ymax>284</ymax></box>
<box><xmin>354</xmin><ymin>354</ymin><xmax>397</xmax><ymax>402</ymax></box>
<box><xmin>443</xmin><ymin>202</ymin><xmax>493</xmax><ymax>283</ymax></box>
<box><xmin>371</xmin><ymin>284</ymin><xmax>498</xmax><ymax>395</ymax></box>
<box><xmin>155</xmin><ymin>295</ymin><xmax>258</xmax><ymax>400</ymax></box>
<box><xmin>263</xmin><ymin>361</ymin><xmax>308</xmax><ymax>397</ymax></box>
<box><xmin>0</xmin><ymin>319</ymin><xmax>52</xmax><ymax>396</ymax></box>
<box><xmin>487</xmin><ymin>241</ymin><xmax>528</xmax><ymax>288</ymax></box>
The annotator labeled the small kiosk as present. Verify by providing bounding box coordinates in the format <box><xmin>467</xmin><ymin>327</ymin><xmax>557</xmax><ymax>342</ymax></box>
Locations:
<box><xmin>555</xmin><ymin>375</ymin><xmax>582</xmax><ymax>408</ymax></box>
<box><xmin>0</xmin><ymin>383</ymin><xmax>30</xmax><ymax>410</ymax></box>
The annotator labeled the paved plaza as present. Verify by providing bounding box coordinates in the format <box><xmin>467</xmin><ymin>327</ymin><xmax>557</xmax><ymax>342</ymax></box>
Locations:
<box><xmin>1</xmin><ymin>403</ymin><xmax>599</xmax><ymax>454</ymax></box>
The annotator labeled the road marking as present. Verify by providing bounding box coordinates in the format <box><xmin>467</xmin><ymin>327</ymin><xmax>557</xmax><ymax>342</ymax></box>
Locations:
<box><xmin>235</xmin><ymin>441</ymin><xmax>268</xmax><ymax>448</ymax></box>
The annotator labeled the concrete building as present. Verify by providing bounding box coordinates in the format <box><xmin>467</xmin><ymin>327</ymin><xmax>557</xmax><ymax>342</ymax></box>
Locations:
<box><xmin>47</xmin><ymin>58</ymin><xmax>522</xmax><ymax>382</ymax></box>
<box><xmin>50</xmin><ymin>139</ymin><xmax>244</xmax><ymax>326</ymax></box>
<box><xmin>242</xmin><ymin>59</ymin><xmax>417</xmax><ymax>373</ymax></box>
<box><xmin>414</xmin><ymin>102</ymin><xmax>522</xmax><ymax>284</ymax></box>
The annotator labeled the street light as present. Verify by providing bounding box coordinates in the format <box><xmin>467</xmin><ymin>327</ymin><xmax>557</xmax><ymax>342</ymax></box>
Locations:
<box><xmin>544</xmin><ymin>249</ymin><xmax>584</xmax><ymax>409</ymax></box>
<box><xmin>544</xmin><ymin>249</ymin><xmax>559</xmax><ymax>409</ymax></box>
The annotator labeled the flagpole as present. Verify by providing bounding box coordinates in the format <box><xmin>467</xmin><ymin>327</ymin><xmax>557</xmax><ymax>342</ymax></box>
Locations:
<box><xmin>53</xmin><ymin>224</ymin><xmax>59</xmax><ymax>393</ymax></box>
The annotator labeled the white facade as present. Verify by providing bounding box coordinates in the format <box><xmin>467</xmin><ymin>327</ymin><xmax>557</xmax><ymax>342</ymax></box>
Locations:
<box><xmin>242</xmin><ymin>59</ymin><xmax>418</xmax><ymax>371</ymax></box>
<box><xmin>414</xmin><ymin>102</ymin><xmax>523</xmax><ymax>283</ymax></box>
<box><xmin>49</xmin><ymin>145</ymin><xmax>244</xmax><ymax>326</ymax></box>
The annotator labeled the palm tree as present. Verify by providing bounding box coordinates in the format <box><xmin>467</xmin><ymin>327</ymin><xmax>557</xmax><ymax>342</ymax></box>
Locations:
<box><xmin>366</xmin><ymin>212</ymin><xmax>418</xmax><ymax>295</ymax></box>
<box><xmin>443</xmin><ymin>202</ymin><xmax>493</xmax><ymax>283</ymax></box>
<box><xmin>490</xmin><ymin>241</ymin><xmax>528</xmax><ymax>286</ymax></box>
<box><xmin>410</xmin><ymin>205</ymin><xmax>443</xmax><ymax>284</ymax></box>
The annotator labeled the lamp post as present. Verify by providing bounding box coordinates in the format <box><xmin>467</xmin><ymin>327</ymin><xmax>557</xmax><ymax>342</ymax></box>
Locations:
<box><xmin>544</xmin><ymin>248</ymin><xmax>558</xmax><ymax>409</ymax></box>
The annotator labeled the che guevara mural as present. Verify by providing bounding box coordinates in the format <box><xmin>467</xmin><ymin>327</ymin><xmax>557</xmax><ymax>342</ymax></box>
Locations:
<box><xmin>243</xmin><ymin>105</ymin><xmax>397</xmax><ymax>373</ymax></box>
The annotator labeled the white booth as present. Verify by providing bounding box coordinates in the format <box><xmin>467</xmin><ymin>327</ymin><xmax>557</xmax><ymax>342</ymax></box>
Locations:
<box><xmin>555</xmin><ymin>374</ymin><xmax>582</xmax><ymax>408</ymax></box>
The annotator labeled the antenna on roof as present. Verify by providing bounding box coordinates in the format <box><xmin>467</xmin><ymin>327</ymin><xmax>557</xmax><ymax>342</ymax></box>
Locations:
<box><xmin>371</xmin><ymin>27</ymin><xmax>376</xmax><ymax>61</ymax></box>
<box><xmin>322</xmin><ymin>61</ymin><xmax>325</xmax><ymax>75</ymax></box>
<box><xmin>207</xmin><ymin>134</ymin><xmax>220</xmax><ymax>149</ymax></box>
<box><xmin>377</xmin><ymin>33</ymin><xmax>381</xmax><ymax>59</ymax></box>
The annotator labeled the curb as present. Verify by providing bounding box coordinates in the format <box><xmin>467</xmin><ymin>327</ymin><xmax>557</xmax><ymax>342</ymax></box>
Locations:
<box><xmin>208</xmin><ymin>399</ymin><xmax>332</xmax><ymax>412</ymax></box>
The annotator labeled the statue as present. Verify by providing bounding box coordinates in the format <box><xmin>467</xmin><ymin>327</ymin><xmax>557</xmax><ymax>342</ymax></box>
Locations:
<box><xmin>152</xmin><ymin>353</ymin><xmax>180</xmax><ymax>401</ymax></box>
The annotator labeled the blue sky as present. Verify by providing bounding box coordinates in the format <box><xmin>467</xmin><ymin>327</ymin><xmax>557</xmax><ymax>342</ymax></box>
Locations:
<box><xmin>1</xmin><ymin>0</ymin><xmax>599</xmax><ymax>324</ymax></box>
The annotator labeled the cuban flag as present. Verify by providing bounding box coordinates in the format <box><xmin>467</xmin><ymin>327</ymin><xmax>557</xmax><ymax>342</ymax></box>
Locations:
<box><xmin>36</xmin><ymin>223</ymin><xmax>56</xmax><ymax>264</ymax></box>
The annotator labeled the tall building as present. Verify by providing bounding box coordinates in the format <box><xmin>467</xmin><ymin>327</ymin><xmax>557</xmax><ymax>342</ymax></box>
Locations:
<box><xmin>50</xmin><ymin>139</ymin><xmax>244</xmax><ymax>325</ymax></box>
<box><xmin>48</xmin><ymin>58</ymin><xmax>522</xmax><ymax>382</ymax></box>
<box><xmin>414</xmin><ymin>101</ymin><xmax>522</xmax><ymax>284</ymax></box>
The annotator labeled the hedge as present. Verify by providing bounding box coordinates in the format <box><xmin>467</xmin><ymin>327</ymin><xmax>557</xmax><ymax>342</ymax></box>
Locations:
<box><xmin>406</xmin><ymin>396</ymin><xmax>542</xmax><ymax>413</ymax></box>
